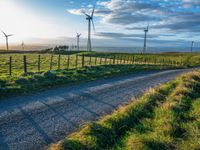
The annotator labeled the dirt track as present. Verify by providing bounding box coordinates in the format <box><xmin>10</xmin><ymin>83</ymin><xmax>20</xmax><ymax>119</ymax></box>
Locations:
<box><xmin>0</xmin><ymin>68</ymin><xmax>198</xmax><ymax>150</ymax></box>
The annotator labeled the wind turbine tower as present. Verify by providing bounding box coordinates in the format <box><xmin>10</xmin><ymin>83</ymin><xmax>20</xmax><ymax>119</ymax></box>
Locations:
<box><xmin>76</xmin><ymin>32</ymin><xmax>81</xmax><ymax>51</ymax></box>
<box><xmin>142</xmin><ymin>24</ymin><xmax>149</xmax><ymax>54</ymax></box>
<box><xmin>1</xmin><ymin>30</ymin><xmax>13</xmax><ymax>51</ymax></box>
<box><xmin>191</xmin><ymin>41</ymin><xmax>194</xmax><ymax>52</ymax></box>
<box><xmin>22</xmin><ymin>41</ymin><xmax>25</xmax><ymax>50</ymax></box>
<box><xmin>83</xmin><ymin>6</ymin><xmax>95</xmax><ymax>51</ymax></box>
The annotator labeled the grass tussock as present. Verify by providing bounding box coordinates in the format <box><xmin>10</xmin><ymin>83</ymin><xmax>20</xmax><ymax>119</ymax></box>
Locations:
<box><xmin>50</xmin><ymin>70</ymin><xmax>200</xmax><ymax>150</ymax></box>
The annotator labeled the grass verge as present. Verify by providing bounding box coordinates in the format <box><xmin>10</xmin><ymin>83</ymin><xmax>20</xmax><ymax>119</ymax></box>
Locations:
<box><xmin>49</xmin><ymin>70</ymin><xmax>200</xmax><ymax>150</ymax></box>
<box><xmin>0</xmin><ymin>64</ymin><xmax>177</xmax><ymax>99</ymax></box>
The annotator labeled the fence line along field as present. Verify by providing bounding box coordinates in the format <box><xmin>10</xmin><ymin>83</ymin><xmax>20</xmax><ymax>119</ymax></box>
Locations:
<box><xmin>0</xmin><ymin>53</ymin><xmax>131</xmax><ymax>76</ymax></box>
<box><xmin>0</xmin><ymin>52</ymin><xmax>200</xmax><ymax>77</ymax></box>
<box><xmin>0</xmin><ymin>51</ymin><xmax>200</xmax><ymax>98</ymax></box>
<box><xmin>0</xmin><ymin>53</ymin><xmax>110</xmax><ymax>76</ymax></box>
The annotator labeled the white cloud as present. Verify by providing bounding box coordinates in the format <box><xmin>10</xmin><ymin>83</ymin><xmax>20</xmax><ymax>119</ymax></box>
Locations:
<box><xmin>68</xmin><ymin>9</ymin><xmax>84</xmax><ymax>15</ymax></box>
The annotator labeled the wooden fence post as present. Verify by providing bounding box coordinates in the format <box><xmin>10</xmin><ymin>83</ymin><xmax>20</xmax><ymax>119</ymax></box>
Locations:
<box><xmin>50</xmin><ymin>54</ymin><xmax>53</xmax><ymax>70</ymax></box>
<box><xmin>120</xmin><ymin>56</ymin><xmax>122</xmax><ymax>64</ymax></box>
<box><xmin>9</xmin><ymin>56</ymin><xmax>12</xmax><ymax>76</ymax></box>
<box><xmin>154</xmin><ymin>58</ymin><xmax>157</xmax><ymax>64</ymax></box>
<box><xmin>105</xmin><ymin>57</ymin><xmax>107</xmax><ymax>65</ymax></box>
<box><xmin>113</xmin><ymin>55</ymin><xmax>116</xmax><ymax>64</ymax></box>
<box><xmin>100</xmin><ymin>57</ymin><xmax>102</xmax><ymax>64</ymax></box>
<box><xmin>38</xmin><ymin>55</ymin><xmax>41</xmax><ymax>72</ymax></box>
<box><xmin>116</xmin><ymin>56</ymin><xmax>119</xmax><ymax>64</ymax></box>
<box><xmin>58</xmin><ymin>54</ymin><xmax>61</xmax><ymax>69</ymax></box>
<box><xmin>95</xmin><ymin>56</ymin><xmax>97</xmax><ymax>65</ymax></box>
<box><xmin>89</xmin><ymin>56</ymin><xmax>92</xmax><ymax>66</ymax></box>
<box><xmin>132</xmin><ymin>56</ymin><xmax>135</xmax><ymax>64</ymax></box>
<box><xmin>67</xmin><ymin>54</ymin><xmax>70</xmax><ymax>69</ymax></box>
<box><xmin>144</xmin><ymin>58</ymin><xmax>147</xmax><ymax>64</ymax></box>
<box><xmin>123</xmin><ymin>56</ymin><xmax>126</xmax><ymax>64</ymax></box>
<box><xmin>75</xmin><ymin>54</ymin><xmax>78</xmax><ymax>68</ymax></box>
<box><xmin>24</xmin><ymin>55</ymin><xmax>27</xmax><ymax>73</ymax></box>
<box><xmin>127</xmin><ymin>56</ymin><xmax>130</xmax><ymax>64</ymax></box>
<box><xmin>82</xmin><ymin>55</ymin><xmax>85</xmax><ymax>67</ymax></box>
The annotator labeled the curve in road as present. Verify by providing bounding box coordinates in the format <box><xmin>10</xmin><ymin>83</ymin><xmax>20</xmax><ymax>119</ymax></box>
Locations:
<box><xmin>0</xmin><ymin>68</ymin><xmax>198</xmax><ymax>150</ymax></box>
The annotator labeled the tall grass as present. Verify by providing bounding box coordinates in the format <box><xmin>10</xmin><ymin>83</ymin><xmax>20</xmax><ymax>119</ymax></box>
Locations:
<box><xmin>121</xmin><ymin>71</ymin><xmax>200</xmax><ymax>150</ymax></box>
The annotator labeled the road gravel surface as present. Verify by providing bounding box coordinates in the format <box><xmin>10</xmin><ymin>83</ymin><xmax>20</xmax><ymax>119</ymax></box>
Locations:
<box><xmin>0</xmin><ymin>68</ymin><xmax>198</xmax><ymax>150</ymax></box>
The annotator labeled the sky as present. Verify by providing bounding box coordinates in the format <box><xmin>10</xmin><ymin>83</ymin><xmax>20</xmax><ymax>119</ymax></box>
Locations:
<box><xmin>0</xmin><ymin>0</ymin><xmax>200</xmax><ymax>50</ymax></box>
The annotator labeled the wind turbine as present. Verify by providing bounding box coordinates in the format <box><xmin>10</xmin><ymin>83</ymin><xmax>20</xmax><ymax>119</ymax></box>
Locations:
<box><xmin>1</xmin><ymin>30</ymin><xmax>13</xmax><ymax>51</ymax></box>
<box><xmin>191</xmin><ymin>41</ymin><xmax>194</xmax><ymax>52</ymax></box>
<box><xmin>83</xmin><ymin>6</ymin><xmax>95</xmax><ymax>51</ymax></box>
<box><xmin>142</xmin><ymin>24</ymin><xmax>149</xmax><ymax>54</ymax></box>
<box><xmin>21</xmin><ymin>41</ymin><xmax>25</xmax><ymax>50</ymax></box>
<box><xmin>76</xmin><ymin>32</ymin><xmax>81</xmax><ymax>51</ymax></box>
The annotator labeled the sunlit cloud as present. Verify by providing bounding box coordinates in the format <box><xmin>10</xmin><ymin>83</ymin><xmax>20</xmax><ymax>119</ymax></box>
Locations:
<box><xmin>0</xmin><ymin>0</ymin><xmax>199</xmax><ymax>49</ymax></box>
<box><xmin>0</xmin><ymin>1</ymin><xmax>66</xmax><ymax>44</ymax></box>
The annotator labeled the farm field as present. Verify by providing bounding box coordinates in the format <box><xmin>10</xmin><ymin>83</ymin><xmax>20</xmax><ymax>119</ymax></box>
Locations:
<box><xmin>50</xmin><ymin>70</ymin><xmax>200</xmax><ymax>150</ymax></box>
<box><xmin>0</xmin><ymin>52</ymin><xmax>200</xmax><ymax>98</ymax></box>
<box><xmin>0</xmin><ymin>52</ymin><xmax>200</xmax><ymax>76</ymax></box>
<box><xmin>84</xmin><ymin>52</ymin><xmax>200</xmax><ymax>67</ymax></box>
<box><xmin>0</xmin><ymin>53</ymin><xmax>104</xmax><ymax>76</ymax></box>
<box><xmin>0</xmin><ymin>64</ymin><xmax>177</xmax><ymax>98</ymax></box>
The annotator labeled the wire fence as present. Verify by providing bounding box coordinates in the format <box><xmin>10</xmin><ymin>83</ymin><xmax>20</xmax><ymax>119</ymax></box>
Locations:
<box><xmin>0</xmin><ymin>54</ymin><xmax>185</xmax><ymax>76</ymax></box>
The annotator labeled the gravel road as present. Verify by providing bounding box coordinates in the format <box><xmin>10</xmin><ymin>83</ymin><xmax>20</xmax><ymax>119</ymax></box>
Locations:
<box><xmin>0</xmin><ymin>68</ymin><xmax>198</xmax><ymax>150</ymax></box>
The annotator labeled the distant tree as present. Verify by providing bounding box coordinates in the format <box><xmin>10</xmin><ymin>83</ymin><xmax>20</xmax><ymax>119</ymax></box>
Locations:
<box><xmin>54</xmin><ymin>46</ymin><xmax>59</xmax><ymax>52</ymax></box>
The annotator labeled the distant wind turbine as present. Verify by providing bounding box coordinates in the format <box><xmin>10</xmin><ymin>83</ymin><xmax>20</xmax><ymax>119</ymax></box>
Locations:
<box><xmin>1</xmin><ymin>30</ymin><xmax>13</xmax><ymax>51</ymax></box>
<box><xmin>142</xmin><ymin>24</ymin><xmax>149</xmax><ymax>54</ymax></box>
<box><xmin>21</xmin><ymin>41</ymin><xmax>25</xmax><ymax>50</ymax></box>
<box><xmin>76</xmin><ymin>32</ymin><xmax>81</xmax><ymax>51</ymax></box>
<box><xmin>191</xmin><ymin>41</ymin><xmax>194</xmax><ymax>52</ymax></box>
<box><xmin>83</xmin><ymin>6</ymin><xmax>95</xmax><ymax>51</ymax></box>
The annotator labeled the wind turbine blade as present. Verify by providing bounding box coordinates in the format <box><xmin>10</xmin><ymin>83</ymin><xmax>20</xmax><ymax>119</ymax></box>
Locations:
<box><xmin>83</xmin><ymin>11</ymin><xmax>90</xmax><ymax>17</ymax></box>
<box><xmin>7</xmin><ymin>34</ymin><xmax>13</xmax><ymax>37</ymax></box>
<box><xmin>92</xmin><ymin>19</ymin><xmax>95</xmax><ymax>32</ymax></box>
<box><xmin>91</xmin><ymin>6</ymin><xmax>95</xmax><ymax>17</ymax></box>
<box><xmin>147</xmin><ymin>24</ymin><xmax>149</xmax><ymax>31</ymax></box>
<box><xmin>1</xmin><ymin>30</ymin><xmax>6</xmax><ymax>37</ymax></box>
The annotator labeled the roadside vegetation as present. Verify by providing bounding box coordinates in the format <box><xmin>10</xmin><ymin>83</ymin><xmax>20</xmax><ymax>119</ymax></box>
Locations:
<box><xmin>0</xmin><ymin>52</ymin><xmax>200</xmax><ymax>76</ymax></box>
<box><xmin>0</xmin><ymin>51</ymin><xmax>200</xmax><ymax>98</ymax></box>
<box><xmin>50</xmin><ymin>70</ymin><xmax>200</xmax><ymax>150</ymax></box>
<box><xmin>0</xmin><ymin>64</ymin><xmax>176</xmax><ymax>98</ymax></box>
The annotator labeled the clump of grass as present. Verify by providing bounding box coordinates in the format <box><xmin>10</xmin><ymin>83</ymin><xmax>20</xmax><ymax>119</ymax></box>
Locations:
<box><xmin>177</xmin><ymin>99</ymin><xmax>200</xmax><ymax>150</ymax></box>
<box><xmin>49</xmin><ymin>70</ymin><xmax>200</xmax><ymax>150</ymax></box>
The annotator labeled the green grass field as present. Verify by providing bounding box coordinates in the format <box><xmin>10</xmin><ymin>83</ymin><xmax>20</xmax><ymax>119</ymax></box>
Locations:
<box><xmin>0</xmin><ymin>53</ymin><xmax>105</xmax><ymax>76</ymax></box>
<box><xmin>84</xmin><ymin>52</ymin><xmax>200</xmax><ymax>67</ymax></box>
<box><xmin>50</xmin><ymin>70</ymin><xmax>200</xmax><ymax>150</ymax></box>
<box><xmin>0</xmin><ymin>51</ymin><xmax>200</xmax><ymax>98</ymax></box>
<box><xmin>0</xmin><ymin>52</ymin><xmax>200</xmax><ymax>77</ymax></box>
<box><xmin>0</xmin><ymin>64</ymin><xmax>178</xmax><ymax>98</ymax></box>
